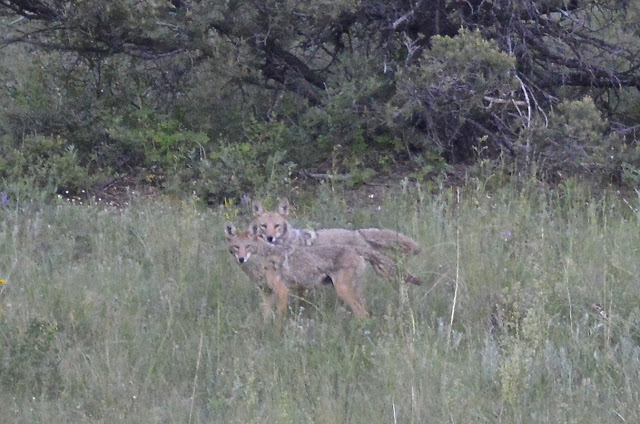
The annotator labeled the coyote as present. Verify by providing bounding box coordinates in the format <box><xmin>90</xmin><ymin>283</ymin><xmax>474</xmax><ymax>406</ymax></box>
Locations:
<box><xmin>224</xmin><ymin>221</ymin><xmax>290</xmax><ymax>322</ymax></box>
<box><xmin>225</xmin><ymin>221</ymin><xmax>399</xmax><ymax>318</ymax></box>
<box><xmin>253</xmin><ymin>198</ymin><xmax>422</xmax><ymax>285</ymax></box>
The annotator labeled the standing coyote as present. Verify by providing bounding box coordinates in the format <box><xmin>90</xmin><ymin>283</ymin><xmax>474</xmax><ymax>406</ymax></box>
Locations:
<box><xmin>225</xmin><ymin>221</ymin><xmax>407</xmax><ymax>318</ymax></box>
<box><xmin>225</xmin><ymin>221</ymin><xmax>368</xmax><ymax>317</ymax></box>
<box><xmin>224</xmin><ymin>221</ymin><xmax>290</xmax><ymax>322</ymax></box>
<box><xmin>253</xmin><ymin>198</ymin><xmax>422</xmax><ymax>285</ymax></box>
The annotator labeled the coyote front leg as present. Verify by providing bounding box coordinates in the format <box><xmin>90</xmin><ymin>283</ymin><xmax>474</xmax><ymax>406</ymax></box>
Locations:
<box><xmin>262</xmin><ymin>265</ymin><xmax>290</xmax><ymax>322</ymax></box>
<box><xmin>261</xmin><ymin>288</ymin><xmax>277</xmax><ymax>323</ymax></box>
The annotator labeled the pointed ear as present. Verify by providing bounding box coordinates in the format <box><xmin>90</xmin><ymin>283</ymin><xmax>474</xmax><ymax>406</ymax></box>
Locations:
<box><xmin>252</xmin><ymin>200</ymin><xmax>264</xmax><ymax>217</ymax></box>
<box><xmin>248</xmin><ymin>222</ymin><xmax>259</xmax><ymax>237</ymax></box>
<box><xmin>277</xmin><ymin>198</ymin><xmax>290</xmax><ymax>219</ymax></box>
<box><xmin>224</xmin><ymin>221</ymin><xmax>236</xmax><ymax>238</ymax></box>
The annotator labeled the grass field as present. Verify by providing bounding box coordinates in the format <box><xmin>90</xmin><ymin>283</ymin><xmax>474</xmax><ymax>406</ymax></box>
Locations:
<box><xmin>1</xmin><ymin>181</ymin><xmax>639</xmax><ymax>423</ymax></box>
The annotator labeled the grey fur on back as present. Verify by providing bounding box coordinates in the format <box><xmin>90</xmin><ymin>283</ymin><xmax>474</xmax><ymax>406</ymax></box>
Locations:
<box><xmin>312</xmin><ymin>228</ymin><xmax>421</xmax><ymax>254</ymax></box>
<box><xmin>262</xmin><ymin>242</ymin><xmax>366</xmax><ymax>290</ymax></box>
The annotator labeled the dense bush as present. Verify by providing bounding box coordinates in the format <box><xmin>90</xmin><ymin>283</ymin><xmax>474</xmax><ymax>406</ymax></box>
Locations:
<box><xmin>391</xmin><ymin>30</ymin><xmax>520</xmax><ymax>162</ymax></box>
<box><xmin>520</xmin><ymin>97</ymin><xmax>620</xmax><ymax>180</ymax></box>
<box><xmin>0</xmin><ymin>134</ymin><xmax>94</xmax><ymax>196</ymax></box>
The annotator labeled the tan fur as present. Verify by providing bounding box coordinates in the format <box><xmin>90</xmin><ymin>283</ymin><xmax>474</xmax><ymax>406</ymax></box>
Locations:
<box><xmin>253</xmin><ymin>198</ymin><xmax>422</xmax><ymax>285</ymax></box>
<box><xmin>267</xmin><ymin>241</ymin><xmax>370</xmax><ymax>318</ymax></box>
<box><xmin>252</xmin><ymin>199</ymin><xmax>310</xmax><ymax>246</ymax></box>
<box><xmin>224</xmin><ymin>221</ymin><xmax>290</xmax><ymax>322</ymax></box>
<box><xmin>225</xmin><ymin>221</ymin><xmax>370</xmax><ymax>318</ymax></box>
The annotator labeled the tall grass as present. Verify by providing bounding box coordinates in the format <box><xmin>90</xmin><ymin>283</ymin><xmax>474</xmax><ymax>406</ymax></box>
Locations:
<box><xmin>0</xmin><ymin>181</ymin><xmax>639</xmax><ymax>423</ymax></box>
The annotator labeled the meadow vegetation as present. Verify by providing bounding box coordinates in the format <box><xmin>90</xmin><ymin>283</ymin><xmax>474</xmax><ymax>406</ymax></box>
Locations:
<box><xmin>2</xmin><ymin>2</ymin><xmax>640</xmax><ymax>421</ymax></box>
<box><xmin>1</xmin><ymin>180</ymin><xmax>639</xmax><ymax>423</ymax></box>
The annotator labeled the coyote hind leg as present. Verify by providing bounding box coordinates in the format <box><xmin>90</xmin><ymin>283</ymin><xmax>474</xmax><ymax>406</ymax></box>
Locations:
<box><xmin>331</xmin><ymin>255</ymin><xmax>369</xmax><ymax>318</ymax></box>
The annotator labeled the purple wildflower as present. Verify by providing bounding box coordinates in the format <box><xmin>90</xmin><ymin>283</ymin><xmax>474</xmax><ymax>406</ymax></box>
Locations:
<box><xmin>1</xmin><ymin>191</ymin><xmax>7</xmax><ymax>205</ymax></box>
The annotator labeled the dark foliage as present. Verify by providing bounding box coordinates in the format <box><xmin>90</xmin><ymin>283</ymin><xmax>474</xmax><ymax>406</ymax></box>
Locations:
<box><xmin>1</xmin><ymin>0</ymin><xmax>640</xmax><ymax>199</ymax></box>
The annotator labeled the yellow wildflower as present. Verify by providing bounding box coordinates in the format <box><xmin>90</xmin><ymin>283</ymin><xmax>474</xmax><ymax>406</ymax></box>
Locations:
<box><xmin>0</xmin><ymin>279</ymin><xmax>5</xmax><ymax>284</ymax></box>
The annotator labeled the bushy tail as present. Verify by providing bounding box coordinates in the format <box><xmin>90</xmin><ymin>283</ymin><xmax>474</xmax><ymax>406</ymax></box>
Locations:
<box><xmin>355</xmin><ymin>247</ymin><xmax>422</xmax><ymax>285</ymax></box>
<box><xmin>357</xmin><ymin>229</ymin><xmax>421</xmax><ymax>255</ymax></box>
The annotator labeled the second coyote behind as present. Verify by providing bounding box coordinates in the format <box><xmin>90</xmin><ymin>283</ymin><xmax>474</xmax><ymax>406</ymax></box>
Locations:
<box><xmin>253</xmin><ymin>198</ymin><xmax>422</xmax><ymax>285</ymax></box>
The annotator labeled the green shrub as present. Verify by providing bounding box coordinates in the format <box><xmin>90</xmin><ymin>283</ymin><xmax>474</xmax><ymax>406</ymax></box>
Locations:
<box><xmin>520</xmin><ymin>97</ymin><xmax>619</xmax><ymax>181</ymax></box>
<box><xmin>391</xmin><ymin>29</ymin><xmax>519</xmax><ymax>161</ymax></box>
<box><xmin>201</xmin><ymin>118</ymin><xmax>295</xmax><ymax>201</ymax></box>
<box><xmin>0</xmin><ymin>134</ymin><xmax>94</xmax><ymax>196</ymax></box>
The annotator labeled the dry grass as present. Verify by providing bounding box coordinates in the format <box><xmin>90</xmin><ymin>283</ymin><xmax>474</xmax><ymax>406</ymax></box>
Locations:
<box><xmin>1</xmin><ymin>182</ymin><xmax>639</xmax><ymax>423</ymax></box>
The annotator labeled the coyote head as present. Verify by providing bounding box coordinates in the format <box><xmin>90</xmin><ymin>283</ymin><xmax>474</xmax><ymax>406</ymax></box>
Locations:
<box><xmin>252</xmin><ymin>198</ymin><xmax>290</xmax><ymax>245</ymax></box>
<box><xmin>224</xmin><ymin>221</ymin><xmax>258</xmax><ymax>264</ymax></box>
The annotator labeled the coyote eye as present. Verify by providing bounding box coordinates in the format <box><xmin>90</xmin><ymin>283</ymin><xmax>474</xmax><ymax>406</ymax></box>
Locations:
<box><xmin>261</xmin><ymin>224</ymin><xmax>267</xmax><ymax>229</ymax></box>
<box><xmin>245</xmin><ymin>244</ymin><xmax>252</xmax><ymax>251</ymax></box>
<box><xmin>274</xmin><ymin>224</ymin><xmax>280</xmax><ymax>229</ymax></box>
<box><xmin>232</xmin><ymin>245</ymin><xmax>240</xmax><ymax>251</ymax></box>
